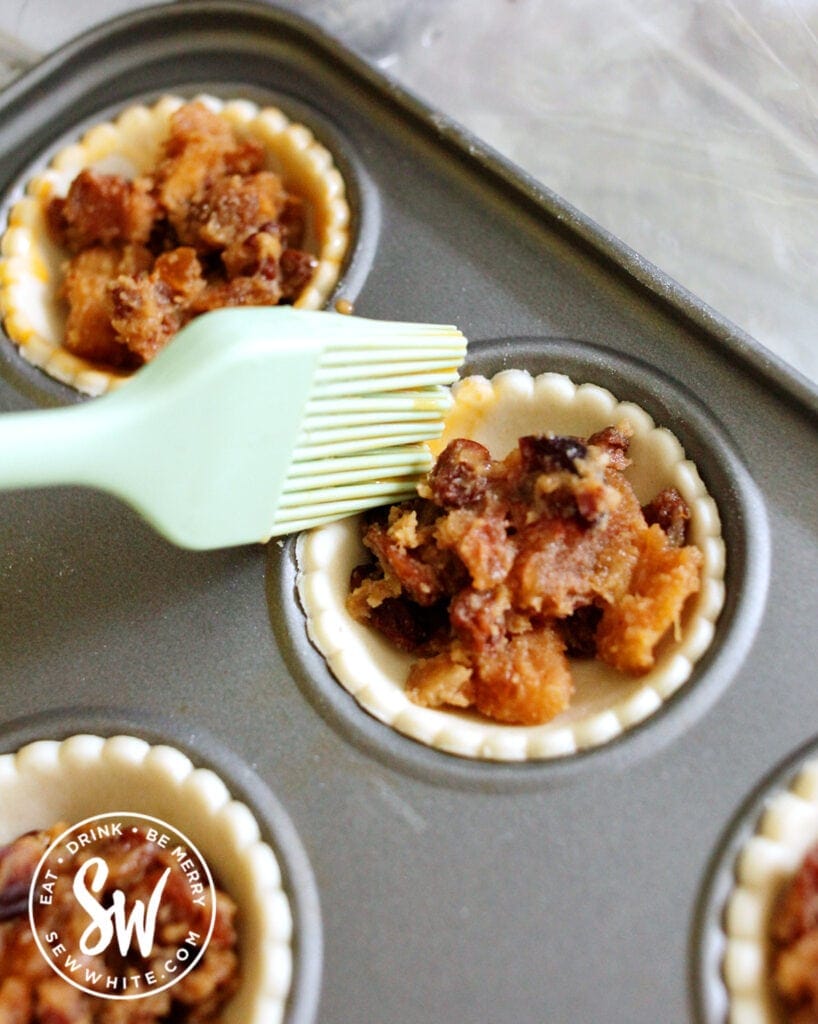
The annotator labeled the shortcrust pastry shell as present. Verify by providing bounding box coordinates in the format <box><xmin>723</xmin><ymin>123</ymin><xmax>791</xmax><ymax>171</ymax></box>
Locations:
<box><xmin>722</xmin><ymin>758</ymin><xmax>818</xmax><ymax>1024</ymax></box>
<box><xmin>0</xmin><ymin>733</ymin><xmax>293</xmax><ymax>1024</ymax></box>
<box><xmin>297</xmin><ymin>369</ymin><xmax>726</xmax><ymax>762</ymax></box>
<box><xmin>0</xmin><ymin>94</ymin><xmax>350</xmax><ymax>395</ymax></box>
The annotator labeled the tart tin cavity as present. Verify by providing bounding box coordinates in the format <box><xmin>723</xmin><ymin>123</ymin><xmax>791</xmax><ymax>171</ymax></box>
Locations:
<box><xmin>0</xmin><ymin>4</ymin><xmax>808</xmax><ymax>1021</ymax></box>
<box><xmin>0</xmin><ymin>90</ymin><xmax>356</xmax><ymax>397</ymax></box>
<box><xmin>694</xmin><ymin>738</ymin><xmax>818</xmax><ymax>1024</ymax></box>
<box><xmin>271</xmin><ymin>338</ymin><xmax>768</xmax><ymax>783</ymax></box>
<box><xmin>0</xmin><ymin>708</ymin><xmax>322</xmax><ymax>1024</ymax></box>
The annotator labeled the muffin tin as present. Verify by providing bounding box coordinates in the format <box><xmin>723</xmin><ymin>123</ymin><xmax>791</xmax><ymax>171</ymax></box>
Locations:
<box><xmin>0</xmin><ymin>2</ymin><xmax>816</xmax><ymax>1022</ymax></box>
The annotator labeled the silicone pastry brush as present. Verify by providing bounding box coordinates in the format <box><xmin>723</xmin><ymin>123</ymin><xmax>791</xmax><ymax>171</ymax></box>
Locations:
<box><xmin>0</xmin><ymin>307</ymin><xmax>466</xmax><ymax>549</ymax></box>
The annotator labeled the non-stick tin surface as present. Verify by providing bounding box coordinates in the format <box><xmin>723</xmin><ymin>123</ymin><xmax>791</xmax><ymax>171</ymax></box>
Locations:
<box><xmin>0</xmin><ymin>3</ymin><xmax>816</xmax><ymax>1022</ymax></box>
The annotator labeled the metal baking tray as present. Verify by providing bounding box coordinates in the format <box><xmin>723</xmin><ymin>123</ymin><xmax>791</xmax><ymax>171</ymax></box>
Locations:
<box><xmin>1</xmin><ymin>3</ymin><xmax>816</xmax><ymax>1021</ymax></box>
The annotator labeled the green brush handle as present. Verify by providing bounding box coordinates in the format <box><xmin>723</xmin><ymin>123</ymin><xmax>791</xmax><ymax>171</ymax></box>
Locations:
<box><xmin>0</xmin><ymin>307</ymin><xmax>465</xmax><ymax>549</ymax></box>
<box><xmin>0</xmin><ymin>310</ymin><xmax>324</xmax><ymax>548</ymax></box>
<box><xmin>0</xmin><ymin>400</ymin><xmax>119</xmax><ymax>490</ymax></box>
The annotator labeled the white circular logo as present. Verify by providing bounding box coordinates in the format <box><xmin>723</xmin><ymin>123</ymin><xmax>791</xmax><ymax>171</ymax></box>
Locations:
<box><xmin>28</xmin><ymin>812</ymin><xmax>217</xmax><ymax>1000</ymax></box>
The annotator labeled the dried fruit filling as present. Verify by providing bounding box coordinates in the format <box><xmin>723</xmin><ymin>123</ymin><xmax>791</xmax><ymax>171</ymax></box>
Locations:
<box><xmin>46</xmin><ymin>101</ymin><xmax>318</xmax><ymax>368</ymax></box>
<box><xmin>347</xmin><ymin>426</ymin><xmax>703</xmax><ymax>725</ymax></box>
<box><xmin>0</xmin><ymin>824</ymin><xmax>239</xmax><ymax>1022</ymax></box>
<box><xmin>771</xmin><ymin>841</ymin><xmax>818</xmax><ymax>1022</ymax></box>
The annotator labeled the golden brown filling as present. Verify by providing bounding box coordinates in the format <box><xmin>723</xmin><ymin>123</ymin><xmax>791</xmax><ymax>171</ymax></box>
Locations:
<box><xmin>771</xmin><ymin>842</ymin><xmax>818</xmax><ymax>1022</ymax></box>
<box><xmin>347</xmin><ymin>427</ymin><xmax>703</xmax><ymax>725</ymax></box>
<box><xmin>0</xmin><ymin>824</ymin><xmax>239</xmax><ymax>1022</ymax></box>
<box><xmin>46</xmin><ymin>101</ymin><xmax>318</xmax><ymax>369</ymax></box>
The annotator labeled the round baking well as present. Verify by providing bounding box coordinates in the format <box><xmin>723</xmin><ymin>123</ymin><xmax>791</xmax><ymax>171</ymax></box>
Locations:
<box><xmin>694</xmin><ymin>738</ymin><xmax>818</xmax><ymax>1024</ymax></box>
<box><xmin>0</xmin><ymin>710</ymin><xmax>322</xmax><ymax>1024</ymax></box>
<box><xmin>273</xmin><ymin>337</ymin><xmax>767</xmax><ymax>779</ymax></box>
<box><xmin>0</xmin><ymin>90</ymin><xmax>356</xmax><ymax>397</ymax></box>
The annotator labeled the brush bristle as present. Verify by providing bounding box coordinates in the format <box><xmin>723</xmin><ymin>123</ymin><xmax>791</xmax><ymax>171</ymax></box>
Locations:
<box><xmin>270</xmin><ymin>323</ymin><xmax>466</xmax><ymax>534</ymax></box>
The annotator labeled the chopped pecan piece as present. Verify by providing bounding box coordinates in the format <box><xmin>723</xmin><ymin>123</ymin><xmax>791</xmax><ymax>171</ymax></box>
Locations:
<box><xmin>111</xmin><ymin>247</ymin><xmax>205</xmax><ymax>363</ymax></box>
<box><xmin>61</xmin><ymin>245</ymin><xmax>152</xmax><ymax>365</ymax></box>
<box><xmin>47</xmin><ymin>170</ymin><xmax>157</xmax><ymax>251</ymax></box>
<box><xmin>427</xmin><ymin>438</ymin><xmax>491</xmax><ymax>509</ymax></box>
<box><xmin>279</xmin><ymin>249</ymin><xmax>319</xmax><ymax>301</ymax></box>
<box><xmin>642</xmin><ymin>486</ymin><xmax>691</xmax><ymax>547</ymax></box>
<box><xmin>588</xmin><ymin>424</ymin><xmax>632</xmax><ymax>470</ymax></box>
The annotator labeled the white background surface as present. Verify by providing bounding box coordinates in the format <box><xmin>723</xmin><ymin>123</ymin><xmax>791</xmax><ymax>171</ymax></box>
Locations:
<box><xmin>1</xmin><ymin>0</ymin><xmax>816</xmax><ymax>386</ymax></box>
